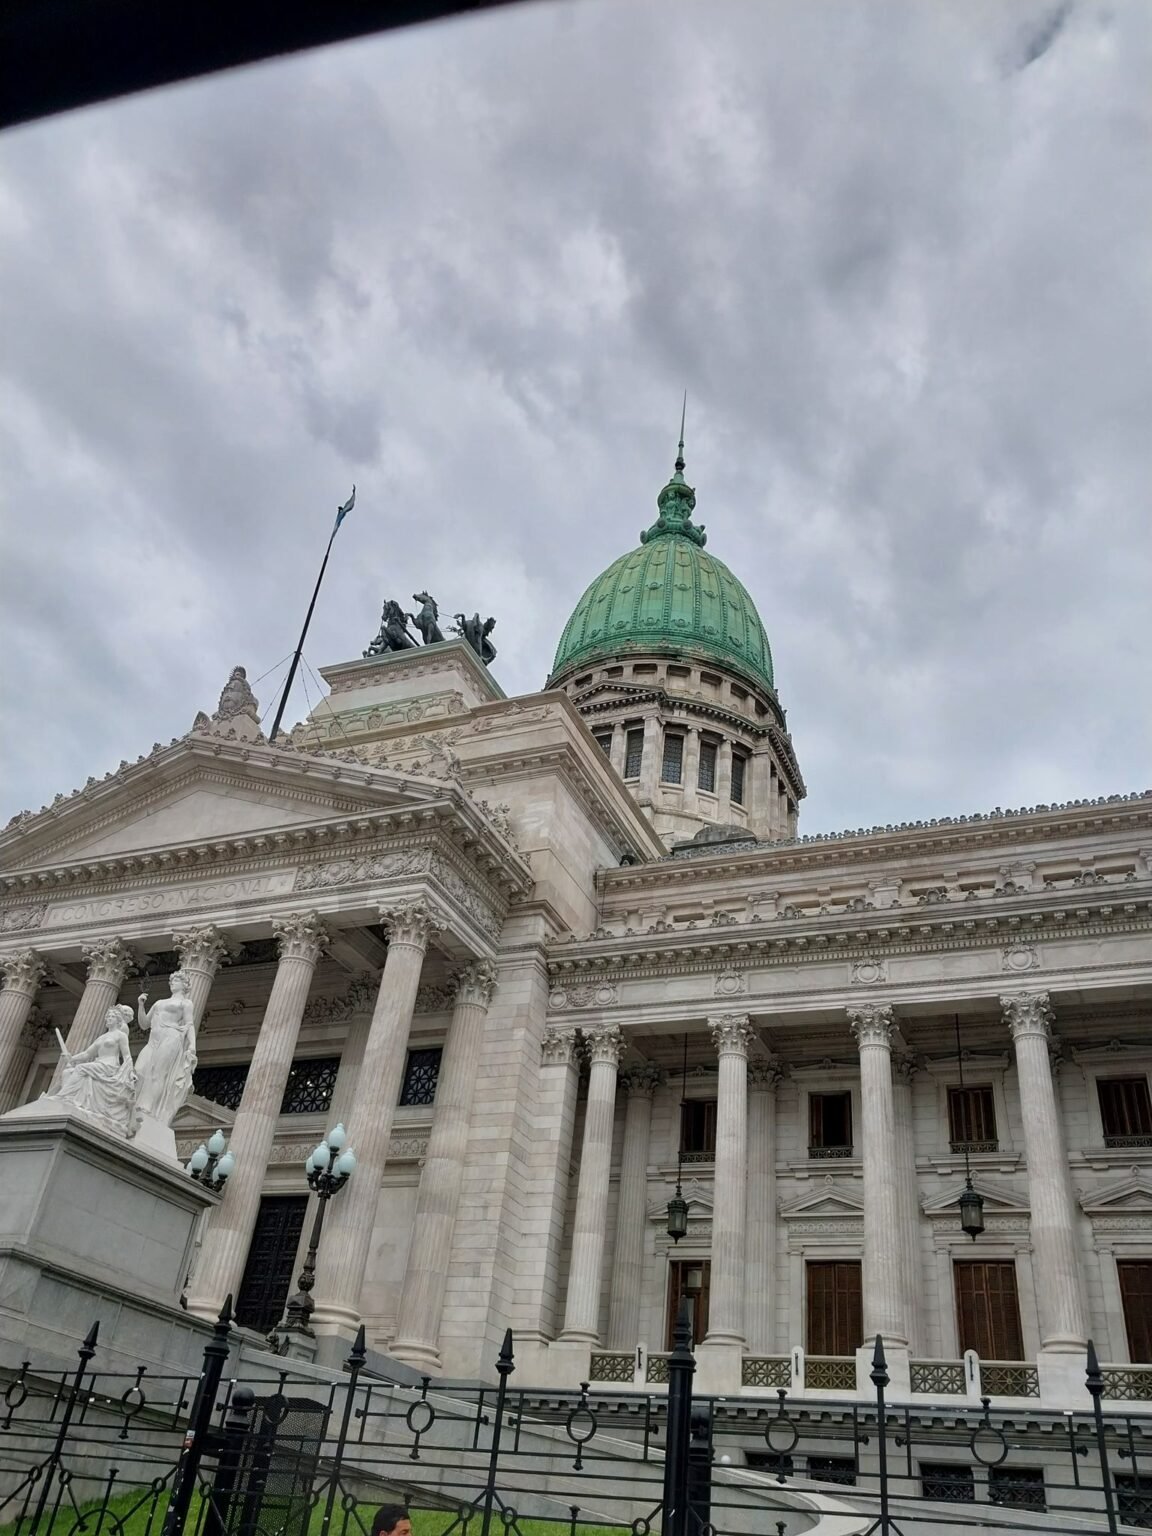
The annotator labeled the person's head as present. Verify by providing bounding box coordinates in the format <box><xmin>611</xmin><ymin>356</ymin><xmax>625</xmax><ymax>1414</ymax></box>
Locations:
<box><xmin>169</xmin><ymin>970</ymin><xmax>189</xmax><ymax>996</ymax></box>
<box><xmin>371</xmin><ymin>1507</ymin><xmax>410</xmax><ymax>1536</ymax></box>
<box><xmin>104</xmin><ymin>1003</ymin><xmax>133</xmax><ymax>1034</ymax></box>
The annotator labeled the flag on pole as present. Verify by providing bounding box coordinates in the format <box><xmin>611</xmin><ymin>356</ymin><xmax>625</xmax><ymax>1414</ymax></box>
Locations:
<box><xmin>333</xmin><ymin>485</ymin><xmax>356</xmax><ymax>534</ymax></box>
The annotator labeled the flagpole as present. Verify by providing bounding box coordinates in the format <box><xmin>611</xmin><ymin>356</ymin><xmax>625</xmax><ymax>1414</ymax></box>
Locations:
<box><xmin>268</xmin><ymin>488</ymin><xmax>354</xmax><ymax>744</ymax></box>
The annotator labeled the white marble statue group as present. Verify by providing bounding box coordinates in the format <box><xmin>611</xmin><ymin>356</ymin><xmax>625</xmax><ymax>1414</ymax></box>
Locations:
<box><xmin>49</xmin><ymin>971</ymin><xmax>197</xmax><ymax>1143</ymax></box>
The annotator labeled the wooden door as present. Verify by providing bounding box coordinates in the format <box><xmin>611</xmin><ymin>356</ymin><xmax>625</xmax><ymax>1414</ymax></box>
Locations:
<box><xmin>236</xmin><ymin>1195</ymin><xmax>308</xmax><ymax>1334</ymax></box>
<box><xmin>666</xmin><ymin>1260</ymin><xmax>711</xmax><ymax>1348</ymax></box>
<box><xmin>805</xmin><ymin>1261</ymin><xmax>862</xmax><ymax>1355</ymax></box>
<box><xmin>954</xmin><ymin>1260</ymin><xmax>1024</xmax><ymax>1360</ymax></box>
<box><xmin>1118</xmin><ymin>1262</ymin><xmax>1152</xmax><ymax>1363</ymax></box>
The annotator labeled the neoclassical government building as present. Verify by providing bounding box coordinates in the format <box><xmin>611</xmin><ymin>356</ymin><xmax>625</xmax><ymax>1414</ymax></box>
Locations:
<box><xmin>1</xmin><ymin>446</ymin><xmax>1150</xmax><ymax>1409</ymax></box>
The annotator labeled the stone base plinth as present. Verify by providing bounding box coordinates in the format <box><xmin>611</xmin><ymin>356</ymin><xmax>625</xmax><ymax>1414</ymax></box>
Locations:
<box><xmin>856</xmin><ymin>1341</ymin><xmax>911</xmax><ymax>1399</ymax></box>
<box><xmin>1037</xmin><ymin>1347</ymin><xmax>1091</xmax><ymax>1408</ymax></box>
<box><xmin>695</xmin><ymin>1340</ymin><xmax>741</xmax><ymax>1395</ymax></box>
<box><xmin>0</xmin><ymin>1109</ymin><xmax>217</xmax><ymax>1373</ymax></box>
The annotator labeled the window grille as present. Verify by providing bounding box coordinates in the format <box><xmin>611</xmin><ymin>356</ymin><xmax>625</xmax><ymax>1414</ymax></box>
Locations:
<box><xmin>988</xmin><ymin>1467</ymin><xmax>1045</xmax><ymax>1512</ymax></box>
<box><xmin>697</xmin><ymin>740</ymin><xmax>717</xmax><ymax>793</ymax></box>
<box><xmin>730</xmin><ymin>752</ymin><xmax>747</xmax><ymax>805</ymax></box>
<box><xmin>807</xmin><ymin>1457</ymin><xmax>855</xmax><ymax>1487</ymax></box>
<box><xmin>661</xmin><ymin>733</ymin><xmax>684</xmax><ymax>785</ymax></box>
<box><xmin>594</xmin><ymin>733</ymin><xmax>612</xmax><ymax>755</ymax></box>
<box><xmin>235</xmin><ymin>1195</ymin><xmax>308</xmax><ymax>1335</ymax></box>
<box><xmin>809</xmin><ymin>1091</ymin><xmax>852</xmax><ymax>1156</ymax></box>
<box><xmin>624</xmin><ymin>729</ymin><xmax>644</xmax><ymax>779</ymax></box>
<box><xmin>280</xmin><ymin>1057</ymin><xmax>339</xmax><ymax>1115</ymax></box>
<box><xmin>948</xmin><ymin>1084</ymin><xmax>997</xmax><ymax>1152</ymax></box>
<box><xmin>1098</xmin><ymin>1076</ymin><xmax>1152</xmax><ymax>1145</ymax></box>
<box><xmin>193</xmin><ymin>1062</ymin><xmax>249</xmax><ymax>1111</ymax></box>
<box><xmin>1116</xmin><ymin>1475</ymin><xmax>1152</xmax><ymax>1528</ymax></box>
<box><xmin>920</xmin><ymin>1463</ymin><xmax>975</xmax><ymax>1503</ymax></box>
<box><xmin>400</xmin><ymin>1047</ymin><xmax>442</xmax><ymax>1106</ymax></box>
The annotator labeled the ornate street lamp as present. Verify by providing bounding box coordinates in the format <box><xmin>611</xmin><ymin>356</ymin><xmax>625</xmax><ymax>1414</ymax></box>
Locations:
<box><xmin>666</xmin><ymin>1034</ymin><xmax>689</xmax><ymax>1243</ymax></box>
<box><xmin>954</xmin><ymin>1015</ymin><xmax>985</xmax><ymax>1240</ymax></box>
<box><xmin>186</xmin><ymin>1129</ymin><xmax>235</xmax><ymax>1192</ymax></box>
<box><xmin>270</xmin><ymin>1123</ymin><xmax>356</xmax><ymax>1348</ymax></box>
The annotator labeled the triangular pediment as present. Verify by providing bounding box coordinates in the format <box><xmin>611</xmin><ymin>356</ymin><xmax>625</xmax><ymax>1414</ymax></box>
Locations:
<box><xmin>779</xmin><ymin>1184</ymin><xmax>865</xmax><ymax>1220</ymax></box>
<box><xmin>921</xmin><ymin>1180</ymin><xmax>1029</xmax><ymax>1217</ymax></box>
<box><xmin>647</xmin><ymin>1179</ymin><xmax>714</xmax><ymax>1222</ymax></box>
<box><xmin>1080</xmin><ymin>1174</ymin><xmax>1152</xmax><ymax>1216</ymax></box>
<box><xmin>0</xmin><ymin>739</ymin><xmax>445</xmax><ymax>870</ymax></box>
<box><xmin>173</xmin><ymin>1095</ymin><xmax>235</xmax><ymax>1131</ymax></box>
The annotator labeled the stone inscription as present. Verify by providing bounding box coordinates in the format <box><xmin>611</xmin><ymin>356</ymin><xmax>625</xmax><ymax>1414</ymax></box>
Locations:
<box><xmin>45</xmin><ymin>871</ymin><xmax>297</xmax><ymax>928</ymax></box>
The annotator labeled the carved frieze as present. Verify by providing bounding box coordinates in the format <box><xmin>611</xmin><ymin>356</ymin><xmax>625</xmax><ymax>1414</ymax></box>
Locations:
<box><xmin>0</xmin><ymin>904</ymin><xmax>47</xmax><ymax>934</ymax></box>
<box><xmin>1002</xmin><ymin>944</ymin><xmax>1040</xmax><ymax>973</ymax></box>
<box><xmin>302</xmin><ymin>974</ymin><xmax>375</xmax><ymax>1024</ymax></box>
<box><xmin>713</xmin><ymin>969</ymin><xmax>746</xmax><ymax>998</ymax></box>
<box><xmin>548</xmin><ymin>981</ymin><xmax>618</xmax><ymax>1011</ymax></box>
<box><xmin>851</xmin><ymin>958</ymin><xmax>887</xmax><ymax>985</ymax></box>
<box><xmin>294</xmin><ymin>848</ymin><xmax>433</xmax><ymax>892</ymax></box>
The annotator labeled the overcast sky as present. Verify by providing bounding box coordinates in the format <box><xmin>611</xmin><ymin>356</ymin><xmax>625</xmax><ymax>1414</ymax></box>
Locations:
<box><xmin>1</xmin><ymin>0</ymin><xmax>1149</xmax><ymax>838</ymax></box>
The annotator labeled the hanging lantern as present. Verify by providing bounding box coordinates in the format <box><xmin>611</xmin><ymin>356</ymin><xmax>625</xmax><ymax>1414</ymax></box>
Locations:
<box><xmin>666</xmin><ymin>1186</ymin><xmax>689</xmax><ymax>1243</ymax></box>
<box><xmin>959</xmin><ymin>1178</ymin><xmax>985</xmax><ymax>1240</ymax></box>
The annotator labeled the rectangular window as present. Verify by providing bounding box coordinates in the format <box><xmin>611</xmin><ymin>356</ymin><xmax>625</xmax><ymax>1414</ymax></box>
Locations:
<box><xmin>698</xmin><ymin>740</ymin><xmax>718</xmax><ymax>793</ymax></box>
<box><xmin>594</xmin><ymin>732</ymin><xmax>612</xmax><ymax>755</ymax></box>
<box><xmin>236</xmin><ymin>1195</ymin><xmax>308</xmax><ymax>1335</ymax></box>
<box><xmin>400</xmin><ymin>1047</ymin><xmax>442</xmax><ymax>1106</ymax></box>
<box><xmin>1118</xmin><ymin>1261</ymin><xmax>1152</xmax><ymax>1363</ymax></box>
<box><xmin>624</xmin><ymin>728</ymin><xmax>644</xmax><ymax>779</ymax></box>
<box><xmin>280</xmin><ymin>1056</ymin><xmax>339</xmax><ymax>1115</ymax></box>
<box><xmin>680</xmin><ymin>1099</ymin><xmax>717</xmax><ymax>1158</ymax></box>
<box><xmin>806</xmin><ymin>1260</ymin><xmax>862</xmax><ymax>1356</ymax></box>
<box><xmin>1098</xmin><ymin>1077</ymin><xmax>1152</xmax><ymax>1145</ymax></box>
<box><xmin>947</xmin><ymin>1085</ymin><xmax>998</xmax><ymax>1152</ymax></box>
<box><xmin>954</xmin><ymin>1260</ymin><xmax>1024</xmax><ymax>1360</ymax></box>
<box><xmin>919</xmin><ymin>1463</ymin><xmax>975</xmax><ymax>1503</ymax></box>
<box><xmin>988</xmin><ymin>1467</ymin><xmax>1045</xmax><ymax>1512</ymax></box>
<box><xmin>661</xmin><ymin>733</ymin><xmax>684</xmax><ymax>784</ymax></box>
<box><xmin>730</xmin><ymin>752</ymin><xmax>747</xmax><ymax>806</ymax></box>
<box><xmin>1116</xmin><ymin>1475</ymin><xmax>1152</xmax><ymax>1529</ymax></box>
<box><xmin>667</xmin><ymin>1260</ymin><xmax>710</xmax><ymax>1348</ymax></box>
<box><xmin>192</xmin><ymin>1062</ymin><xmax>249</xmax><ymax>1111</ymax></box>
<box><xmin>809</xmin><ymin>1091</ymin><xmax>853</xmax><ymax>1157</ymax></box>
<box><xmin>807</xmin><ymin>1457</ymin><xmax>855</xmax><ymax>1486</ymax></box>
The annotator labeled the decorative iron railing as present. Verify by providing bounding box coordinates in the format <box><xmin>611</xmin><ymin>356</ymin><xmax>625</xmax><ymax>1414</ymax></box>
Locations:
<box><xmin>910</xmin><ymin>1359</ymin><xmax>967</xmax><ymax>1395</ymax></box>
<box><xmin>588</xmin><ymin>1351</ymin><xmax>634</xmax><ymax>1384</ymax></box>
<box><xmin>1101</xmin><ymin>1365</ymin><xmax>1152</xmax><ymax>1402</ymax></box>
<box><xmin>949</xmin><ymin>1139</ymin><xmax>998</xmax><ymax>1154</ymax></box>
<box><xmin>741</xmin><ymin>1356</ymin><xmax>791</xmax><ymax>1390</ymax></box>
<box><xmin>981</xmin><ymin>1361</ymin><xmax>1041</xmax><ymax>1398</ymax></box>
<box><xmin>645</xmin><ymin>1353</ymin><xmax>670</xmax><ymax>1384</ymax></box>
<box><xmin>805</xmin><ymin>1357</ymin><xmax>857</xmax><ymax>1392</ymax></box>
<box><xmin>807</xmin><ymin>1145</ymin><xmax>853</xmax><ymax>1159</ymax></box>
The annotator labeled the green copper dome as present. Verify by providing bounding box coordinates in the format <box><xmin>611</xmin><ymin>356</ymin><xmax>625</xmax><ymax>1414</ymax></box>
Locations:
<box><xmin>549</xmin><ymin>448</ymin><xmax>775</xmax><ymax>693</ymax></box>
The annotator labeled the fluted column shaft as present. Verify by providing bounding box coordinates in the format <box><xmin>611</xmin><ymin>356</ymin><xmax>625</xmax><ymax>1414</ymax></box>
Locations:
<box><xmin>63</xmin><ymin>938</ymin><xmax>137</xmax><ymax>1055</ymax></box>
<box><xmin>706</xmin><ymin>1014</ymin><xmax>753</xmax><ymax>1346</ymax></box>
<box><xmin>171</xmin><ymin>925</ymin><xmax>231</xmax><ymax>1025</ymax></box>
<box><xmin>850</xmin><ymin>1004</ymin><xmax>909</xmax><ymax>1348</ymax></box>
<box><xmin>560</xmin><ymin>1024</ymin><xmax>624</xmax><ymax>1343</ymax></box>
<box><xmin>744</xmin><ymin>1061</ymin><xmax>782</xmax><ymax>1355</ymax></box>
<box><xmin>1003</xmin><ymin>991</ymin><xmax>1087</xmax><ymax>1350</ymax></box>
<box><xmin>313</xmin><ymin>899</ymin><xmax>441</xmax><ymax>1336</ymax></box>
<box><xmin>187</xmin><ymin>912</ymin><xmax>328</xmax><ymax>1318</ymax></box>
<box><xmin>391</xmin><ymin>960</ymin><xmax>498</xmax><ymax>1371</ymax></box>
<box><xmin>607</xmin><ymin>1064</ymin><xmax>660</xmax><ymax>1350</ymax></box>
<box><xmin>892</xmin><ymin>1057</ymin><xmax>921</xmax><ymax>1353</ymax></box>
<box><xmin>0</xmin><ymin>949</ymin><xmax>46</xmax><ymax>1112</ymax></box>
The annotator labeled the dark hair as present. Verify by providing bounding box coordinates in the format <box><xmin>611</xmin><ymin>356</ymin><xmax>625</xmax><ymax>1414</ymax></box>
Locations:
<box><xmin>371</xmin><ymin>1507</ymin><xmax>409</xmax><ymax>1536</ymax></box>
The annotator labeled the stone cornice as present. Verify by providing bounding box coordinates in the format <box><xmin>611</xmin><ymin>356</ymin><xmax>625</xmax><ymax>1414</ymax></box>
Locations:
<box><xmin>547</xmin><ymin>888</ymin><xmax>1152</xmax><ymax>983</ymax></box>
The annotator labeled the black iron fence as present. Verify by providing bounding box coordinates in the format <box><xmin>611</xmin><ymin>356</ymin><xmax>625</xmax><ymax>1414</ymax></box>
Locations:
<box><xmin>2</xmin><ymin>1302</ymin><xmax>1151</xmax><ymax>1536</ymax></box>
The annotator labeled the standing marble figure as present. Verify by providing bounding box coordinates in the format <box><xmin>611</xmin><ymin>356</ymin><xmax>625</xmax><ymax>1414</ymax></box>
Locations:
<box><xmin>134</xmin><ymin>970</ymin><xmax>197</xmax><ymax>1127</ymax></box>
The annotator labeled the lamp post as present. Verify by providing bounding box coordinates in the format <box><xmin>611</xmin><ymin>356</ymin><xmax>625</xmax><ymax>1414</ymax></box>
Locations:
<box><xmin>186</xmin><ymin>1129</ymin><xmax>236</xmax><ymax>1193</ymax></box>
<box><xmin>666</xmin><ymin>1034</ymin><xmax>690</xmax><ymax>1244</ymax></box>
<box><xmin>953</xmin><ymin>1015</ymin><xmax>985</xmax><ymax>1240</ymax></box>
<box><xmin>270</xmin><ymin>1123</ymin><xmax>355</xmax><ymax>1349</ymax></box>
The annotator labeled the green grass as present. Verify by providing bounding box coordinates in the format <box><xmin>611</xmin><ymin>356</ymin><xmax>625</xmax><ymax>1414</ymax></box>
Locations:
<box><xmin>0</xmin><ymin>1489</ymin><xmax>623</xmax><ymax>1536</ymax></box>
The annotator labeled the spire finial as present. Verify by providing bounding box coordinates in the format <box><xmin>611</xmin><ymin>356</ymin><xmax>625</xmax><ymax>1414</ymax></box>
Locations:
<box><xmin>675</xmin><ymin>391</ymin><xmax>687</xmax><ymax>476</ymax></box>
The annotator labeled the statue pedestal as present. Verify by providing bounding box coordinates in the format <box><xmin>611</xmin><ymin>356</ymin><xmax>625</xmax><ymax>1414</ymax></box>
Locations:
<box><xmin>0</xmin><ymin>1108</ymin><xmax>217</xmax><ymax>1374</ymax></box>
<box><xmin>132</xmin><ymin>1111</ymin><xmax>179</xmax><ymax>1163</ymax></box>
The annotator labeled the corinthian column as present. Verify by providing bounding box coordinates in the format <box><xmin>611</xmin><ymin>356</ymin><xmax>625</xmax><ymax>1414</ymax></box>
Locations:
<box><xmin>607</xmin><ymin>1062</ymin><xmax>661</xmax><ymax>1350</ymax></box>
<box><xmin>391</xmin><ymin>959</ymin><xmax>498</xmax><ymax>1372</ymax></box>
<box><xmin>849</xmin><ymin>1004</ymin><xmax>909</xmax><ymax>1348</ymax></box>
<box><xmin>560</xmin><ymin>1023</ymin><xmax>624</xmax><ymax>1343</ymax></box>
<box><xmin>0</xmin><ymin>949</ymin><xmax>47</xmax><ymax>1112</ymax></box>
<box><xmin>313</xmin><ymin>898</ymin><xmax>443</xmax><ymax>1337</ymax></box>
<box><xmin>171</xmin><ymin>925</ymin><xmax>232</xmax><ymax>1024</ymax></box>
<box><xmin>187</xmin><ymin>911</ymin><xmax>329</xmax><ymax>1319</ymax></box>
<box><xmin>706</xmin><ymin>1014</ymin><xmax>754</xmax><ymax>1346</ymax></box>
<box><xmin>59</xmin><ymin>939</ymin><xmax>137</xmax><ymax>1068</ymax></box>
<box><xmin>1002</xmin><ymin>991</ymin><xmax>1087</xmax><ymax>1351</ymax></box>
<box><xmin>745</xmin><ymin>1059</ymin><xmax>783</xmax><ymax>1355</ymax></box>
<box><xmin>892</xmin><ymin>1053</ymin><xmax>922</xmax><ymax>1353</ymax></box>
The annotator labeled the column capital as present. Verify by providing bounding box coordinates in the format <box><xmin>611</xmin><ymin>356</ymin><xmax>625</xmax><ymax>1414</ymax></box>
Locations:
<box><xmin>173</xmin><ymin>923</ymin><xmax>234</xmax><ymax>976</ymax></box>
<box><xmin>583</xmin><ymin>1022</ymin><xmax>624</xmax><ymax>1067</ymax></box>
<box><xmin>270</xmin><ymin>912</ymin><xmax>330</xmax><ymax>965</ymax></box>
<box><xmin>541</xmin><ymin>1022</ymin><xmax>579</xmax><ymax>1066</ymax></box>
<box><xmin>80</xmin><ymin>937</ymin><xmax>137</xmax><ymax>986</ymax></box>
<box><xmin>709</xmin><ymin>1013</ymin><xmax>754</xmax><ymax>1056</ymax></box>
<box><xmin>1001</xmin><ymin>990</ymin><xmax>1054</xmax><ymax>1041</ymax></box>
<box><xmin>0</xmin><ymin>947</ymin><xmax>46</xmax><ymax>997</ymax></box>
<box><xmin>748</xmin><ymin>1058</ymin><xmax>784</xmax><ymax>1091</ymax></box>
<box><xmin>379</xmin><ymin>897</ymin><xmax>444</xmax><ymax>949</ymax></box>
<box><xmin>849</xmin><ymin>1002</ymin><xmax>894</xmax><ymax>1049</ymax></box>
<box><xmin>620</xmin><ymin>1061</ymin><xmax>662</xmax><ymax>1098</ymax></box>
<box><xmin>452</xmin><ymin>958</ymin><xmax>498</xmax><ymax>1009</ymax></box>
